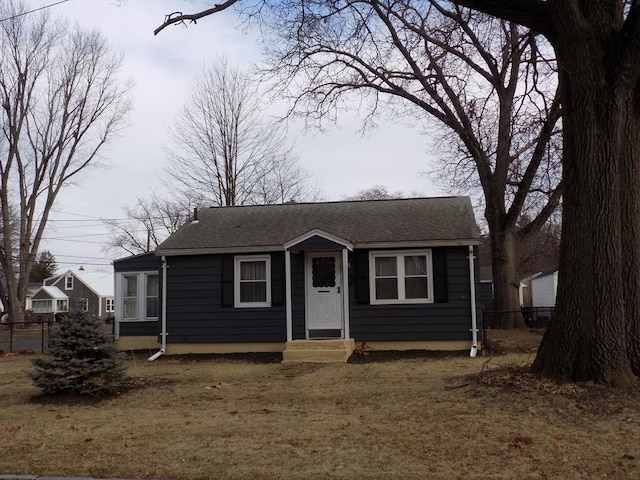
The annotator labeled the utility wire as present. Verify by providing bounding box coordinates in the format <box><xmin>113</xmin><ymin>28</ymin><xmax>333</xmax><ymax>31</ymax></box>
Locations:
<box><xmin>0</xmin><ymin>0</ymin><xmax>70</xmax><ymax>22</ymax></box>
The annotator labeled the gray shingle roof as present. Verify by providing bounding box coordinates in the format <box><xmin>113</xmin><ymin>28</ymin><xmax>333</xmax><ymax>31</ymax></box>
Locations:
<box><xmin>155</xmin><ymin>196</ymin><xmax>480</xmax><ymax>255</ymax></box>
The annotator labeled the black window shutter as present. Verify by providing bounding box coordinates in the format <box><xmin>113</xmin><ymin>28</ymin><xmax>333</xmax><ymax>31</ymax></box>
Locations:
<box><xmin>271</xmin><ymin>252</ymin><xmax>285</xmax><ymax>306</ymax></box>
<box><xmin>432</xmin><ymin>249</ymin><xmax>448</xmax><ymax>303</ymax></box>
<box><xmin>354</xmin><ymin>250</ymin><xmax>370</xmax><ymax>304</ymax></box>
<box><xmin>221</xmin><ymin>254</ymin><xmax>234</xmax><ymax>308</ymax></box>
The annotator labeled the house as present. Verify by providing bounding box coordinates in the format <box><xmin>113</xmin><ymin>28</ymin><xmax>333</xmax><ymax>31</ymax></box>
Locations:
<box><xmin>30</xmin><ymin>286</ymin><xmax>69</xmax><ymax>320</ymax></box>
<box><xmin>530</xmin><ymin>270</ymin><xmax>558</xmax><ymax>308</ymax></box>
<box><xmin>31</xmin><ymin>268</ymin><xmax>115</xmax><ymax>321</ymax></box>
<box><xmin>113</xmin><ymin>197</ymin><xmax>482</xmax><ymax>360</ymax></box>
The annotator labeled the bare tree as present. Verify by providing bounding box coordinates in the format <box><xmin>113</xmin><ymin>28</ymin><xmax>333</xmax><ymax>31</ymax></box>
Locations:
<box><xmin>158</xmin><ymin>2</ymin><xmax>561</xmax><ymax>329</ymax></box>
<box><xmin>156</xmin><ymin>0</ymin><xmax>640</xmax><ymax>385</ymax></box>
<box><xmin>164</xmin><ymin>57</ymin><xmax>321</xmax><ymax>207</ymax></box>
<box><xmin>104</xmin><ymin>194</ymin><xmax>194</xmax><ymax>256</ymax></box>
<box><xmin>344</xmin><ymin>185</ymin><xmax>405</xmax><ymax>200</ymax></box>
<box><xmin>0</xmin><ymin>3</ymin><xmax>131</xmax><ymax>323</ymax></box>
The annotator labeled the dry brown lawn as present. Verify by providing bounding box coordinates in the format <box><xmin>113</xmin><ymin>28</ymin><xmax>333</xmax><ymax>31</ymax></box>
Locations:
<box><xmin>1</xmin><ymin>351</ymin><xmax>639</xmax><ymax>480</ymax></box>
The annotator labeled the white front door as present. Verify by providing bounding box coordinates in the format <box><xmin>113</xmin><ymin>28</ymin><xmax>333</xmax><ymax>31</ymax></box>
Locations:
<box><xmin>306</xmin><ymin>251</ymin><xmax>343</xmax><ymax>333</ymax></box>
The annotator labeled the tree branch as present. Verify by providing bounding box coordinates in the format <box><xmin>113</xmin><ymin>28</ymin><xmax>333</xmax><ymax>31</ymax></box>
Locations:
<box><xmin>518</xmin><ymin>182</ymin><xmax>563</xmax><ymax>239</ymax></box>
<box><xmin>452</xmin><ymin>0</ymin><xmax>554</xmax><ymax>40</ymax></box>
<box><xmin>154</xmin><ymin>0</ymin><xmax>240</xmax><ymax>35</ymax></box>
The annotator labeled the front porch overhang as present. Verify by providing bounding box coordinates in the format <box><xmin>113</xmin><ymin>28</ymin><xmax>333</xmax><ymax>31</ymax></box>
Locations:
<box><xmin>284</xmin><ymin>229</ymin><xmax>354</xmax><ymax>252</ymax></box>
<box><xmin>284</xmin><ymin>229</ymin><xmax>352</xmax><ymax>342</ymax></box>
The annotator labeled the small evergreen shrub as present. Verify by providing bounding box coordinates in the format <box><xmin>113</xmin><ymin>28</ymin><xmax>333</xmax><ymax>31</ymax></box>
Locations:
<box><xmin>31</xmin><ymin>311</ymin><xmax>126</xmax><ymax>396</ymax></box>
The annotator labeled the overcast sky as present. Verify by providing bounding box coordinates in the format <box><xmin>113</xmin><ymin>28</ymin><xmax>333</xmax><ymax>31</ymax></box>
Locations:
<box><xmin>23</xmin><ymin>0</ymin><xmax>447</xmax><ymax>271</ymax></box>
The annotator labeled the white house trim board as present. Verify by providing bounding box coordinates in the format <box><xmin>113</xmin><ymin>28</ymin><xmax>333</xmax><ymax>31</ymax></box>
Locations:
<box><xmin>285</xmin><ymin>250</ymin><xmax>293</xmax><ymax>342</ymax></box>
<box><xmin>355</xmin><ymin>240</ymin><xmax>480</xmax><ymax>249</ymax></box>
<box><xmin>342</xmin><ymin>248</ymin><xmax>350</xmax><ymax>339</ymax></box>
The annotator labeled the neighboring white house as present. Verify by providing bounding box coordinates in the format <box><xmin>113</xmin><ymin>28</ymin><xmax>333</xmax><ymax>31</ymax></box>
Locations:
<box><xmin>531</xmin><ymin>270</ymin><xmax>558</xmax><ymax>308</ymax></box>
<box><xmin>33</xmin><ymin>268</ymin><xmax>115</xmax><ymax>319</ymax></box>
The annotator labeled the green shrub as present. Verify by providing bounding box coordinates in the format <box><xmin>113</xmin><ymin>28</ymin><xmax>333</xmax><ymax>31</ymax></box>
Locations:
<box><xmin>31</xmin><ymin>311</ymin><xmax>126</xmax><ymax>396</ymax></box>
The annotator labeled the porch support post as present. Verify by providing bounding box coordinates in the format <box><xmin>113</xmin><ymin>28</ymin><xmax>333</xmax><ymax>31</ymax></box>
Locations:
<box><xmin>342</xmin><ymin>248</ymin><xmax>350</xmax><ymax>339</ymax></box>
<box><xmin>285</xmin><ymin>249</ymin><xmax>293</xmax><ymax>342</ymax></box>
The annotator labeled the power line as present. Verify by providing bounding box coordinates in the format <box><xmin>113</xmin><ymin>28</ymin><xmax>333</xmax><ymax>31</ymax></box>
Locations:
<box><xmin>55</xmin><ymin>261</ymin><xmax>113</xmax><ymax>266</ymax></box>
<box><xmin>0</xmin><ymin>0</ymin><xmax>70</xmax><ymax>22</ymax></box>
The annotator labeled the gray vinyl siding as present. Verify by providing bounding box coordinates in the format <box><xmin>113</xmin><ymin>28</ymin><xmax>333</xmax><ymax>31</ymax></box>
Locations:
<box><xmin>531</xmin><ymin>271</ymin><xmax>557</xmax><ymax>308</ymax></box>
<box><xmin>120</xmin><ymin>321</ymin><xmax>158</xmax><ymax>336</ymax></box>
<box><xmin>114</xmin><ymin>253</ymin><xmax>161</xmax><ymax>272</ymax></box>
<box><xmin>291</xmin><ymin>253</ymin><xmax>306</xmax><ymax>340</ymax></box>
<box><xmin>153</xmin><ymin>246</ymin><xmax>480</xmax><ymax>345</ymax></box>
<box><xmin>349</xmin><ymin>246</ymin><xmax>479</xmax><ymax>342</ymax></box>
<box><xmin>46</xmin><ymin>276</ymin><xmax>100</xmax><ymax>318</ymax></box>
<box><xmin>165</xmin><ymin>254</ymin><xmax>286</xmax><ymax>343</ymax></box>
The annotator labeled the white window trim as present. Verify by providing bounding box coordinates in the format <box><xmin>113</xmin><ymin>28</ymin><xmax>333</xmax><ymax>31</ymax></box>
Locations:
<box><xmin>65</xmin><ymin>275</ymin><xmax>73</xmax><ymax>290</ymax></box>
<box><xmin>234</xmin><ymin>255</ymin><xmax>271</xmax><ymax>308</ymax></box>
<box><xmin>369</xmin><ymin>250</ymin><xmax>434</xmax><ymax>305</ymax></box>
<box><xmin>106</xmin><ymin>298</ymin><xmax>115</xmax><ymax>313</ymax></box>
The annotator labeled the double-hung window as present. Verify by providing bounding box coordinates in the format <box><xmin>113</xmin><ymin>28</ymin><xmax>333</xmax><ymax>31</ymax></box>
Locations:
<box><xmin>145</xmin><ymin>273</ymin><xmax>159</xmax><ymax>318</ymax></box>
<box><xmin>79</xmin><ymin>298</ymin><xmax>89</xmax><ymax>311</ymax></box>
<box><xmin>234</xmin><ymin>255</ymin><xmax>271</xmax><ymax>308</ymax></box>
<box><xmin>122</xmin><ymin>274</ymin><xmax>138</xmax><ymax>319</ymax></box>
<box><xmin>369</xmin><ymin>250</ymin><xmax>433</xmax><ymax>304</ymax></box>
<box><xmin>65</xmin><ymin>275</ymin><xmax>73</xmax><ymax>290</ymax></box>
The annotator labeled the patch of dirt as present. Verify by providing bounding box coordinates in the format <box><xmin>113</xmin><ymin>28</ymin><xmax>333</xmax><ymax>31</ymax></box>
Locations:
<box><xmin>473</xmin><ymin>363</ymin><xmax>640</xmax><ymax>418</ymax></box>
<box><xmin>348</xmin><ymin>348</ymin><xmax>468</xmax><ymax>363</ymax></box>
<box><xmin>126</xmin><ymin>351</ymin><xmax>283</xmax><ymax>364</ymax></box>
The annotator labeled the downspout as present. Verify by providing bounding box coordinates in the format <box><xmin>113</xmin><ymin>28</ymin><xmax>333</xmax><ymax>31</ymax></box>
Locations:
<box><xmin>148</xmin><ymin>256</ymin><xmax>168</xmax><ymax>361</ymax></box>
<box><xmin>468</xmin><ymin>245</ymin><xmax>478</xmax><ymax>358</ymax></box>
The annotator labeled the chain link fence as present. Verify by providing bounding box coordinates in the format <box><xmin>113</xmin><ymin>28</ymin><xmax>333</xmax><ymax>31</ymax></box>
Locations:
<box><xmin>482</xmin><ymin>307</ymin><xmax>553</xmax><ymax>354</ymax></box>
<box><xmin>0</xmin><ymin>319</ymin><xmax>115</xmax><ymax>354</ymax></box>
<box><xmin>0</xmin><ymin>320</ymin><xmax>55</xmax><ymax>354</ymax></box>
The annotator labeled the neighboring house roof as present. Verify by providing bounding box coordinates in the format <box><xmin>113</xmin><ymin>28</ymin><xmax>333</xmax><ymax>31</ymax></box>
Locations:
<box><xmin>26</xmin><ymin>284</ymin><xmax>40</xmax><ymax>297</ymax></box>
<box><xmin>36</xmin><ymin>286</ymin><xmax>68</xmax><ymax>300</ymax></box>
<box><xmin>44</xmin><ymin>269</ymin><xmax>114</xmax><ymax>297</ymax></box>
<box><xmin>76</xmin><ymin>270</ymin><xmax>114</xmax><ymax>297</ymax></box>
<box><xmin>156</xmin><ymin>197</ymin><xmax>480</xmax><ymax>256</ymax></box>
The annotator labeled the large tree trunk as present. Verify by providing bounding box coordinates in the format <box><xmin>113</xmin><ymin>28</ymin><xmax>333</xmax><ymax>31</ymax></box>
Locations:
<box><xmin>488</xmin><ymin>225</ymin><xmax>525</xmax><ymax>329</ymax></box>
<box><xmin>620</xmin><ymin>88</ymin><xmax>640</xmax><ymax>377</ymax></box>
<box><xmin>532</xmin><ymin>12</ymin><xmax>639</xmax><ymax>384</ymax></box>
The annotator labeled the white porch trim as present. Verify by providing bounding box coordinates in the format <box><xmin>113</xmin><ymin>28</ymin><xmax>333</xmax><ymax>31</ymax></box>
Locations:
<box><xmin>285</xmin><ymin>249</ymin><xmax>293</xmax><ymax>342</ymax></box>
<box><xmin>283</xmin><ymin>228</ymin><xmax>354</xmax><ymax>251</ymax></box>
<box><xmin>342</xmin><ymin>248</ymin><xmax>350</xmax><ymax>339</ymax></box>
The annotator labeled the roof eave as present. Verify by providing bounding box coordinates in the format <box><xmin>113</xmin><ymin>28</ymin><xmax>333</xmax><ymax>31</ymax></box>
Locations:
<box><xmin>156</xmin><ymin>238</ymin><xmax>480</xmax><ymax>257</ymax></box>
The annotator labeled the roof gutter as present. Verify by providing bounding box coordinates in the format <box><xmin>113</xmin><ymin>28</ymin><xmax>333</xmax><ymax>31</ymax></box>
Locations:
<box><xmin>468</xmin><ymin>245</ymin><xmax>478</xmax><ymax>357</ymax></box>
<box><xmin>148</xmin><ymin>256</ymin><xmax>168</xmax><ymax>361</ymax></box>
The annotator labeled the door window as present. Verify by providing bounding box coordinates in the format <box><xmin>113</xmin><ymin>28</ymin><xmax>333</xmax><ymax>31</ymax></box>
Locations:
<box><xmin>312</xmin><ymin>257</ymin><xmax>336</xmax><ymax>287</ymax></box>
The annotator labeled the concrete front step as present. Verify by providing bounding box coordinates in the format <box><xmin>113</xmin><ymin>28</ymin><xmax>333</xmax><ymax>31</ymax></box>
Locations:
<box><xmin>282</xmin><ymin>338</ymin><xmax>355</xmax><ymax>363</ymax></box>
